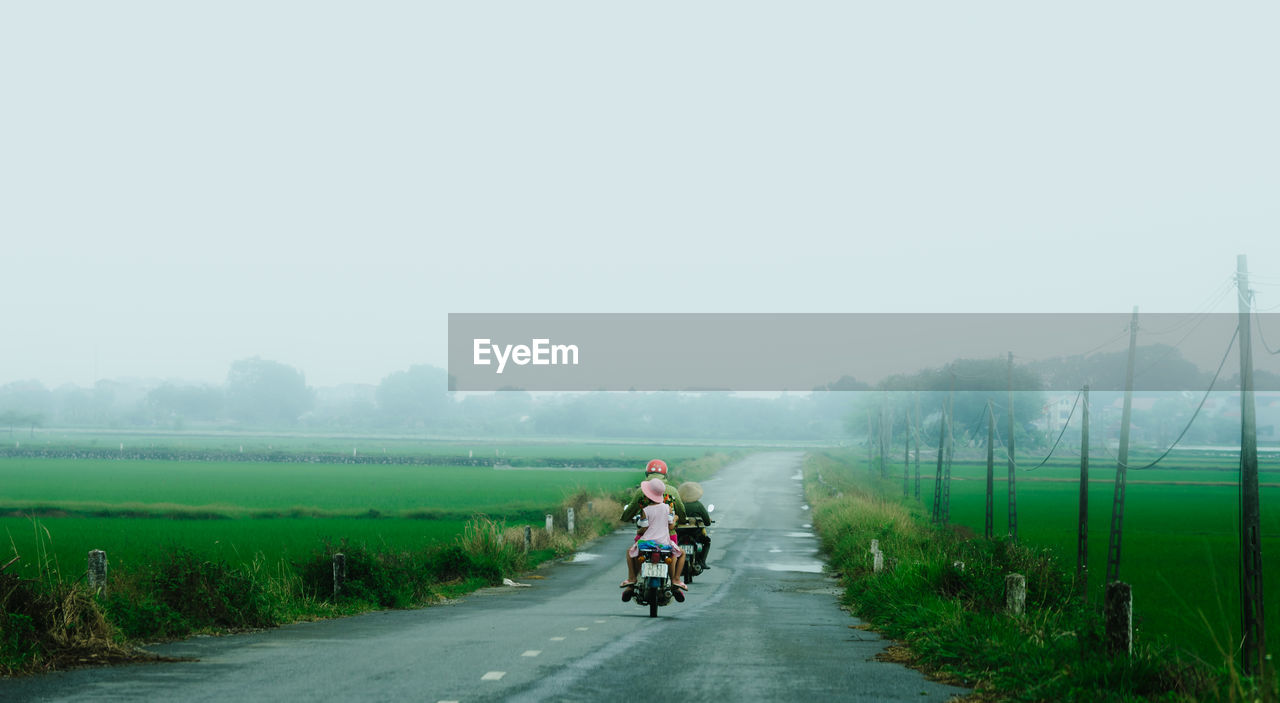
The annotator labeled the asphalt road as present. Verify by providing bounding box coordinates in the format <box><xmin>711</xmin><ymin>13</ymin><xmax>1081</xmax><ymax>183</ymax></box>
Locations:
<box><xmin>1</xmin><ymin>452</ymin><xmax>968</xmax><ymax>702</ymax></box>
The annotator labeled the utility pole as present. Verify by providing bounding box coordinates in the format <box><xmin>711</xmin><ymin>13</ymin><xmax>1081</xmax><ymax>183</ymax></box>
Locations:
<box><xmin>1106</xmin><ymin>307</ymin><xmax>1139</xmax><ymax>583</ymax></box>
<box><xmin>879</xmin><ymin>394</ymin><xmax>888</xmax><ymax>478</ymax></box>
<box><xmin>1237</xmin><ymin>254</ymin><xmax>1266</xmax><ymax>676</ymax></box>
<box><xmin>1007</xmin><ymin>352</ymin><xmax>1017</xmax><ymax>540</ymax></box>
<box><xmin>914</xmin><ymin>391</ymin><xmax>922</xmax><ymax>499</ymax></box>
<box><xmin>866</xmin><ymin>409</ymin><xmax>873</xmax><ymax>467</ymax></box>
<box><xmin>985</xmin><ymin>399</ymin><xmax>995</xmax><ymax>540</ymax></box>
<box><xmin>942</xmin><ymin>379</ymin><xmax>954</xmax><ymax>524</ymax></box>
<box><xmin>932</xmin><ymin>401</ymin><xmax>946</xmax><ymax>524</ymax></box>
<box><xmin>904</xmin><ymin>406</ymin><xmax>911</xmax><ymax>497</ymax></box>
<box><xmin>1078</xmin><ymin>384</ymin><xmax>1090</xmax><ymax>596</ymax></box>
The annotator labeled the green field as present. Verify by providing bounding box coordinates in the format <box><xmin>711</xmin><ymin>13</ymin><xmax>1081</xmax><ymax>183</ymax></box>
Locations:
<box><xmin>919</xmin><ymin>452</ymin><xmax>1280</xmax><ymax>663</ymax></box>
<box><xmin>5</xmin><ymin>430</ymin><xmax>740</xmax><ymax>461</ymax></box>
<box><xmin>0</xmin><ymin>454</ymin><xmax>662</xmax><ymax>584</ymax></box>
<box><xmin>1</xmin><ymin>516</ymin><xmax>471</xmax><ymax>583</ymax></box>
<box><xmin>0</xmin><ymin>459</ymin><xmax>641</xmax><ymax>516</ymax></box>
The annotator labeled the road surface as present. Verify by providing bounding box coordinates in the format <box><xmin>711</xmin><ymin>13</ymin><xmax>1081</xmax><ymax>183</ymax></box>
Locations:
<box><xmin>1</xmin><ymin>452</ymin><xmax>968</xmax><ymax>702</ymax></box>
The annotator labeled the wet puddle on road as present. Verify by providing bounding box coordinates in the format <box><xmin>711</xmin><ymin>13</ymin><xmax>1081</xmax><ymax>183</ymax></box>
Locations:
<box><xmin>785</xmin><ymin>532</ymin><xmax>816</xmax><ymax>538</ymax></box>
<box><xmin>762</xmin><ymin>562</ymin><xmax>825</xmax><ymax>573</ymax></box>
<box><xmin>565</xmin><ymin>552</ymin><xmax>602</xmax><ymax>563</ymax></box>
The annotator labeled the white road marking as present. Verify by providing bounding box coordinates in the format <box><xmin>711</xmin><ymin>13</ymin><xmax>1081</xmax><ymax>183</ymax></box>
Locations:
<box><xmin>481</xmin><ymin>671</ymin><xmax>506</xmax><ymax>681</ymax></box>
<box><xmin>522</xmin><ymin>650</ymin><xmax>542</xmax><ymax>657</ymax></box>
<box><xmin>550</xmin><ymin>636</ymin><xmax>566</xmax><ymax>641</ymax></box>
<box><xmin>594</xmin><ymin>619</ymin><xmax>606</xmax><ymax>623</ymax></box>
<box><xmin>574</xmin><ymin>627</ymin><xmax>589</xmax><ymax>631</ymax></box>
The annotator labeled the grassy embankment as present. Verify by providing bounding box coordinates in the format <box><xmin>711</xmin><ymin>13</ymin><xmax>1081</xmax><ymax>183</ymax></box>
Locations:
<box><xmin>1</xmin><ymin>447</ymin><xmax>740</xmax><ymax>676</ymax></box>
<box><xmin>804</xmin><ymin>450</ymin><xmax>1277</xmax><ymax>702</ymax></box>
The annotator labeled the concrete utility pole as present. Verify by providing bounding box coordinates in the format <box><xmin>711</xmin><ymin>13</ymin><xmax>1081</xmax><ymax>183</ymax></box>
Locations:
<box><xmin>1077</xmin><ymin>385</ymin><xmax>1090</xmax><ymax>597</ymax></box>
<box><xmin>1236</xmin><ymin>254</ymin><xmax>1266</xmax><ymax>676</ymax></box>
<box><xmin>914</xmin><ymin>392</ymin><xmax>922</xmax><ymax>499</ymax></box>
<box><xmin>985</xmin><ymin>400</ymin><xmax>995</xmax><ymax>540</ymax></box>
<box><xmin>932</xmin><ymin>401</ymin><xmax>946</xmax><ymax>524</ymax></box>
<box><xmin>1106</xmin><ymin>307</ymin><xmax>1139</xmax><ymax>583</ymax></box>
<box><xmin>903</xmin><ymin>406</ymin><xmax>910</xmax><ymax>497</ymax></box>
<box><xmin>1007</xmin><ymin>352</ymin><xmax>1017</xmax><ymax>540</ymax></box>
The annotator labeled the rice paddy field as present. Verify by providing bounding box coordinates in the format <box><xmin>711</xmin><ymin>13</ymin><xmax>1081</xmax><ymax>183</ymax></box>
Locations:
<box><xmin>0</xmin><ymin>438</ymin><xmax>731</xmax><ymax>584</ymax></box>
<box><xmin>921</xmin><ymin>447</ymin><xmax>1280</xmax><ymax>664</ymax></box>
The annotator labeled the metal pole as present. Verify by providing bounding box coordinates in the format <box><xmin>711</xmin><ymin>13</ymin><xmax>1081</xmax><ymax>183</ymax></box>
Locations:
<box><xmin>914</xmin><ymin>392</ymin><xmax>922</xmax><ymax>499</ymax></box>
<box><xmin>1236</xmin><ymin>254</ymin><xmax>1266</xmax><ymax>675</ymax></box>
<box><xmin>1106</xmin><ymin>307</ymin><xmax>1140</xmax><ymax>583</ymax></box>
<box><xmin>1077</xmin><ymin>384</ymin><xmax>1090</xmax><ymax>597</ymax></box>
<box><xmin>903</xmin><ymin>406</ymin><xmax>911</xmax><ymax>497</ymax></box>
<box><xmin>1007</xmin><ymin>352</ymin><xmax>1017</xmax><ymax>540</ymax></box>
<box><xmin>985</xmin><ymin>400</ymin><xmax>995</xmax><ymax>540</ymax></box>
<box><xmin>932</xmin><ymin>402</ymin><xmax>945</xmax><ymax>524</ymax></box>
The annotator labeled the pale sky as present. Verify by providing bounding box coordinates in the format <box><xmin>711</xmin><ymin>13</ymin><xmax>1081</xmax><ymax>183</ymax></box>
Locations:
<box><xmin>3</xmin><ymin>2</ymin><xmax>1278</xmax><ymax>388</ymax></box>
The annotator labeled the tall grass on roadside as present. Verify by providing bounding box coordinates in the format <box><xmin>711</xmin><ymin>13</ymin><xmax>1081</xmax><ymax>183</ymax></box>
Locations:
<box><xmin>3</xmin><ymin>487</ymin><xmax>632</xmax><ymax>677</ymax></box>
<box><xmin>805</xmin><ymin>451</ymin><xmax>1227</xmax><ymax>702</ymax></box>
<box><xmin>1</xmin><ymin>518</ymin><xmax>140</xmax><ymax>675</ymax></box>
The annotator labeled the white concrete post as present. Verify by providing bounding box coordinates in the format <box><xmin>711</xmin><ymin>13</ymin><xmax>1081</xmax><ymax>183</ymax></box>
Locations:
<box><xmin>87</xmin><ymin>550</ymin><xmax>107</xmax><ymax>589</ymax></box>
<box><xmin>333</xmin><ymin>553</ymin><xmax>347</xmax><ymax>597</ymax></box>
<box><xmin>1106</xmin><ymin>581</ymin><xmax>1133</xmax><ymax>655</ymax></box>
<box><xmin>545</xmin><ymin>514</ymin><xmax>554</xmax><ymax>534</ymax></box>
<box><xmin>1006</xmin><ymin>573</ymin><xmax>1026</xmax><ymax>615</ymax></box>
<box><xmin>567</xmin><ymin>507</ymin><xmax>575</xmax><ymax>536</ymax></box>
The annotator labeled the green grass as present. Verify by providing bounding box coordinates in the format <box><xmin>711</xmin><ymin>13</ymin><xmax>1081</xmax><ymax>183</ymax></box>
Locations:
<box><xmin>0</xmin><ymin>459</ymin><xmax>639</xmax><ymax>515</ymax></box>
<box><xmin>6</xmin><ymin>431</ymin><xmax>735</xmax><ymax>461</ymax></box>
<box><xmin>0</xmin><ymin>517</ymin><xmax>471</xmax><ymax>584</ymax></box>
<box><xmin>808</xmin><ymin>451</ymin><xmax>1239</xmax><ymax>701</ymax></box>
<box><xmin>894</xmin><ymin>453</ymin><xmax>1280</xmax><ymax>668</ymax></box>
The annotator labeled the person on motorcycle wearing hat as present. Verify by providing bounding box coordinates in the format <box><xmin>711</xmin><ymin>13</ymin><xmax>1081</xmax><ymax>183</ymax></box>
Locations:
<box><xmin>620</xmin><ymin>459</ymin><xmax>686</xmax><ymax>523</ymax></box>
<box><xmin>678</xmin><ymin>481</ymin><xmax>713</xmax><ymax>571</ymax></box>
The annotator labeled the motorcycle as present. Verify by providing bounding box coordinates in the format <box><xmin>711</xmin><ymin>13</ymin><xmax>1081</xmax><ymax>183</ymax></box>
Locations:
<box><xmin>674</xmin><ymin>504</ymin><xmax>714</xmax><ymax>585</ymax></box>
<box><xmin>621</xmin><ymin>506</ymin><xmax>686</xmax><ymax>617</ymax></box>
<box><xmin>624</xmin><ymin>543</ymin><xmax>683</xmax><ymax>617</ymax></box>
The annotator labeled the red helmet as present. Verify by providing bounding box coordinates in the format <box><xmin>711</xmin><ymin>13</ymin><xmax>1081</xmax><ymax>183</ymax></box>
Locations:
<box><xmin>645</xmin><ymin>459</ymin><xmax>668</xmax><ymax>475</ymax></box>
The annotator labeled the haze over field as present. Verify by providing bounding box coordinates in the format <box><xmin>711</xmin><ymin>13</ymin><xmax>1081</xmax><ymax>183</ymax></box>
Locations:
<box><xmin>2</xmin><ymin>3</ymin><xmax>1278</xmax><ymax>392</ymax></box>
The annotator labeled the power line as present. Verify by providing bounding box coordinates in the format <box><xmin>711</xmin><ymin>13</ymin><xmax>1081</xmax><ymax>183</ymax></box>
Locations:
<box><xmin>1254</xmin><ymin>309</ymin><xmax>1280</xmax><ymax>356</ymax></box>
<box><xmin>990</xmin><ymin>389</ymin><xmax>1082</xmax><ymax>471</ymax></box>
<box><xmin>1139</xmin><ymin>276</ymin><xmax>1235</xmax><ymax>337</ymax></box>
<box><xmin>1099</xmin><ymin>325</ymin><xmax>1239</xmax><ymax>471</ymax></box>
<box><xmin>1133</xmin><ymin>305</ymin><xmax>1222</xmax><ymax>379</ymax></box>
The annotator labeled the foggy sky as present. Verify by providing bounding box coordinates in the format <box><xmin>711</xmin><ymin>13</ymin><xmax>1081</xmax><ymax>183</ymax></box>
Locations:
<box><xmin>3</xmin><ymin>2</ymin><xmax>1278</xmax><ymax>389</ymax></box>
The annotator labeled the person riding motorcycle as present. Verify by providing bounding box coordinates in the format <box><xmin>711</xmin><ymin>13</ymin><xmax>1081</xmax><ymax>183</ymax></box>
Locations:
<box><xmin>620</xmin><ymin>477</ymin><xmax>688</xmax><ymax>594</ymax></box>
<box><xmin>677</xmin><ymin>481</ymin><xmax>713</xmax><ymax>570</ymax></box>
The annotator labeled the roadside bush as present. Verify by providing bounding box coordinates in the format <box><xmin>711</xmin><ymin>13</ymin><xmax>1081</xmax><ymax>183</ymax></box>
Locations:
<box><xmin>804</xmin><ymin>451</ymin><xmax>1218</xmax><ymax>701</ymax></box>
<box><xmin>1</xmin><ymin>572</ymin><xmax>134</xmax><ymax>675</ymax></box>
<box><xmin>296</xmin><ymin>541</ymin><xmax>432</xmax><ymax>609</ymax></box>
<box><xmin>145</xmin><ymin>548</ymin><xmax>273</xmax><ymax>632</ymax></box>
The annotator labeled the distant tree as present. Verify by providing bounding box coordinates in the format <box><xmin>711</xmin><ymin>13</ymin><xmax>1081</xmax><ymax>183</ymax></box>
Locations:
<box><xmin>225</xmin><ymin>357</ymin><xmax>314</xmax><ymax>426</ymax></box>
<box><xmin>144</xmin><ymin>383</ymin><xmax>225</xmax><ymax>423</ymax></box>
<box><xmin>375</xmin><ymin>365</ymin><xmax>452</xmax><ymax>427</ymax></box>
<box><xmin>815</xmin><ymin>375</ymin><xmax>872</xmax><ymax>392</ymax></box>
<box><xmin>0</xmin><ymin>380</ymin><xmax>53</xmax><ymax>419</ymax></box>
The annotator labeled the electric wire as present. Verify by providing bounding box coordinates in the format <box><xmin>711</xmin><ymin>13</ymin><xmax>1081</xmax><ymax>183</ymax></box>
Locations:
<box><xmin>990</xmin><ymin>389</ymin><xmax>1082</xmax><ymax>471</ymax></box>
<box><xmin>1254</xmin><ymin>308</ymin><xmax>1280</xmax><ymax>356</ymax></box>
<box><xmin>1096</xmin><ymin>325</ymin><xmax>1239</xmax><ymax>471</ymax></box>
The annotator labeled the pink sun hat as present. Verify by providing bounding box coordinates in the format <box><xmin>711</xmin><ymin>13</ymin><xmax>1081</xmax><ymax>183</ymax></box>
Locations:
<box><xmin>641</xmin><ymin>477</ymin><xmax>666</xmax><ymax>503</ymax></box>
